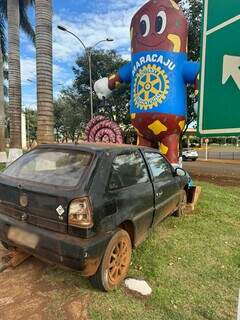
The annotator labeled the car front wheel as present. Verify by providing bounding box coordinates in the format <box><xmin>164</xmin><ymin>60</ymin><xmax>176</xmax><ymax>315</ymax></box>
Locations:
<box><xmin>89</xmin><ymin>229</ymin><xmax>132</xmax><ymax>291</ymax></box>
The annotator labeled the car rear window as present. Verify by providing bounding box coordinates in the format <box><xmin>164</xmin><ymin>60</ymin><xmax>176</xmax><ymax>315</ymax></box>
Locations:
<box><xmin>2</xmin><ymin>148</ymin><xmax>92</xmax><ymax>187</ymax></box>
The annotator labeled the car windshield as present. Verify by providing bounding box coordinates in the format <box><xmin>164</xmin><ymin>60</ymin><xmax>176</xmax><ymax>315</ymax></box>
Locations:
<box><xmin>2</xmin><ymin>148</ymin><xmax>92</xmax><ymax>187</ymax></box>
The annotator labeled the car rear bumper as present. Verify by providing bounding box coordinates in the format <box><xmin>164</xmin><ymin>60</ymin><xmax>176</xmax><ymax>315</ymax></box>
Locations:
<box><xmin>0</xmin><ymin>213</ymin><xmax>113</xmax><ymax>276</ymax></box>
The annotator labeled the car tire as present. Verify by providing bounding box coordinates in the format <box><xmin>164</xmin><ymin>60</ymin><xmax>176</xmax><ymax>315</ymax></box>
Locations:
<box><xmin>192</xmin><ymin>159</ymin><xmax>197</xmax><ymax>161</ymax></box>
<box><xmin>182</xmin><ymin>156</ymin><xmax>187</xmax><ymax>161</ymax></box>
<box><xmin>173</xmin><ymin>190</ymin><xmax>187</xmax><ymax>217</ymax></box>
<box><xmin>89</xmin><ymin>229</ymin><xmax>132</xmax><ymax>291</ymax></box>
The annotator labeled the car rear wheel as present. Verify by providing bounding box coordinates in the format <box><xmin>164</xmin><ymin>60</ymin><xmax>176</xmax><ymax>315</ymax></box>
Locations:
<box><xmin>89</xmin><ymin>229</ymin><xmax>132</xmax><ymax>291</ymax></box>
<box><xmin>174</xmin><ymin>190</ymin><xmax>187</xmax><ymax>217</ymax></box>
<box><xmin>192</xmin><ymin>158</ymin><xmax>197</xmax><ymax>161</ymax></box>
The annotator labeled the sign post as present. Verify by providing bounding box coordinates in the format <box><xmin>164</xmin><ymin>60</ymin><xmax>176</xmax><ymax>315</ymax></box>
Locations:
<box><xmin>198</xmin><ymin>0</ymin><xmax>240</xmax><ymax>136</ymax></box>
<box><xmin>205</xmin><ymin>138</ymin><xmax>209</xmax><ymax>161</ymax></box>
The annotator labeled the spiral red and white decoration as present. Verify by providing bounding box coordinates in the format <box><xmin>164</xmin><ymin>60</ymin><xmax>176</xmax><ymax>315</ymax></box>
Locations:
<box><xmin>85</xmin><ymin>115</ymin><xmax>124</xmax><ymax>144</ymax></box>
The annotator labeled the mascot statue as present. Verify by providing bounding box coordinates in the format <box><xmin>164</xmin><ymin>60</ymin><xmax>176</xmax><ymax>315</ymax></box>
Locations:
<box><xmin>94</xmin><ymin>0</ymin><xmax>199</xmax><ymax>164</ymax></box>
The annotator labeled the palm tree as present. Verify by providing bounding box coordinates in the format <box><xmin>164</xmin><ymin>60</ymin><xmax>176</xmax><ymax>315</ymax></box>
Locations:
<box><xmin>7</xmin><ymin>0</ymin><xmax>35</xmax><ymax>150</ymax></box>
<box><xmin>0</xmin><ymin>12</ymin><xmax>6</xmax><ymax>155</ymax></box>
<box><xmin>0</xmin><ymin>0</ymin><xmax>35</xmax><ymax>153</ymax></box>
<box><xmin>35</xmin><ymin>0</ymin><xmax>54</xmax><ymax>144</ymax></box>
<box><xmin>7</xmin><ymin>0</ymin><xmax>22</xmax><ymax>149</ymax></box>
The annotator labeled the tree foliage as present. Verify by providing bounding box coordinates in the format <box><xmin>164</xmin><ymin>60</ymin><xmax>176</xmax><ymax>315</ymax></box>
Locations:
<box><xmin>0</xmin><ymin>0</ymin><xmax>35</xmax><ymax>43</ymax></box>
<box><xmin>4</xmin><ymin>106</ymin><xmax>37</xmax><ymax>144</ymax></box>
<box><xmin>0</xmin><ymin>12</ymin><xmax>7</xmax><ymax>60</ymax></box>
<box><xmin>182</xmin><ymin>0</ymin><xmax>203</xmax><ymax>130</ymax></box>
<box><xmin>54</xmin><ymin>88</ymin><xmax>88</xmax><ymax>142</ymax></box>
<box><xmin>25</xmin><ymin>107</ymin><xmax>37</xmax><ymax>143</ymax></box>
<box><xmin>73</xmin><ymin>49</ymin><xmax>130</xmax><ymax>124</ymax></box>
<box><xmin>184</xmin><ymin>0</ymin><xmax>203</xmax><ymax>62</ymax></box>
<box><xmin>54</xmin><ymin>50</ymin><xmax>131</xmax><ymax>141</ymax></box>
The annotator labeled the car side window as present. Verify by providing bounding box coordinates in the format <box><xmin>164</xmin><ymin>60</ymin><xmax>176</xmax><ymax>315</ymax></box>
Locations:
<box><xmin>109</xmin><ymin>151</ymin><xmax>149</xmax><ymax>190</ymax></box>
<box><xmin>145</xmin><ymin>152</ymin><xmax>173</xmax><ymax>181</ymax></box>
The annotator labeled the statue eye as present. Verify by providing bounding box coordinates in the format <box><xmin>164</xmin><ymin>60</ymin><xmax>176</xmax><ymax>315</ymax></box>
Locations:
<box><xmin>156</xmin><ymin>11</ymin><xmax>167</xmax><ymax>34</ymax></box>
<box><xmin>140</xmin><ymin>14</ymin><xmax>150</xmax><ymax>37</ymax></box>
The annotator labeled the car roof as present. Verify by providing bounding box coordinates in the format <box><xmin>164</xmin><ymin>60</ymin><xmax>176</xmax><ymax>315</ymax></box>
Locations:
<box><xmin>36</xmin><ymin>142</ymin><xmax>158</xmax><ymax>153</ymax></box>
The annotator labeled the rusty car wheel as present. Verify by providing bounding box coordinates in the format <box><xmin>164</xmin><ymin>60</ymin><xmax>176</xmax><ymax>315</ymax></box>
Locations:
<box><xmin>90</xmin><ymin>229</ymin><xmax>132</xmax><ymax>291</ymax></box>
<box><xmin>174</xmin><ymin>190</ymin><xmax>187</xmax><ymax>217</ymax></box>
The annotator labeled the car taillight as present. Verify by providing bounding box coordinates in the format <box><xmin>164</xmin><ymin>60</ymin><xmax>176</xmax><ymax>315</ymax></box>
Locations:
<box><xmin>68</xmin><ymin>197</ymin><xmax>93</xmax><ymax>228</ymax></box>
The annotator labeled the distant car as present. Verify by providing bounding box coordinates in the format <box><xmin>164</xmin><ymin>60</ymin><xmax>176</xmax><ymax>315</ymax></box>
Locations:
<box><xmin>0</xmin><ymin>143</ymin><xmax>189</xmax><ymax>291</ymax></box>
<box><xmin>182</xmin><ymin>148</ymin><xmax>198</xmax><ymax>161</ymax></box>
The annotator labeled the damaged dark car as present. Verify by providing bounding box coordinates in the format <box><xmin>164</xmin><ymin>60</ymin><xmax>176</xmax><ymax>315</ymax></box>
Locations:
<box><xmin>0</xmin><ymin>143</ymin><xmax>189</xmax><ymax>291</ymax></box>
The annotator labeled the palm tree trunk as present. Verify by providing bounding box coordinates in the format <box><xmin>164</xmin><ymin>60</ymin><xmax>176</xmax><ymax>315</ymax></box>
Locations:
<box><xmin>7</xmin><ymin>0</ymin><xmax>22</xmax><ymax>149</ymax></box>
<box><xmin>35</xmin><ymin>0</ymin><xmax>54</xmax><ymax>144</ymax></box>
<box><xmin>0</xmin><ymin>41</ymin><xmax>5</xmax><ymax>152</ymax></box>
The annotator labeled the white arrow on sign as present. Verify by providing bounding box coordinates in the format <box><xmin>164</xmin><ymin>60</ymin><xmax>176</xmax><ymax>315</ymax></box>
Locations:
<box><xmin>222</xmin><ymin>55</ymin><xmax>240</xmax><ymax>90</ymax></box>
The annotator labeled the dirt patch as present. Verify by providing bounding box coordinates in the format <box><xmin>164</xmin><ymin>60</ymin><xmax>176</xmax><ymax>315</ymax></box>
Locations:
<box><xmin>0</xmin><ymin>247</ymin><xmax>49</xmax><ymax>320</ymax></box>
<box><xmin>0</xmin><ymin>246</ymin><xmax>70</xmax><ymax>319</ymax></box>
<box><xmin>183</xmin><ymin>161</ymin><xmax>240</xmax><ymax>187</ymax></box>
<box><xmin>191</xmin><ymin>173</ymin><xmax>240</xmax><ymax>187</ymax></box>
<box><xmin>0</xmin><ymin>244</ymin><xmax>92</xmax><ymax>320</ymax></box>
<box><xmin>64</xmin><ymin>295</ymin><xmax>90</xmax><ymax>320</ymax></box>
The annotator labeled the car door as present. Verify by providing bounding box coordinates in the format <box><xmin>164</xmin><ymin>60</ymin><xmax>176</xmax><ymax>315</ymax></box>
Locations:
<box><xmin>144</xmin><ymin>151</ymin><xmax>179</xmax><ymax>225</ymax></box>
<box><xmin>107</xmin><ymin>150</ymin><xmax>154</xmax><ymax>246</ymax></box>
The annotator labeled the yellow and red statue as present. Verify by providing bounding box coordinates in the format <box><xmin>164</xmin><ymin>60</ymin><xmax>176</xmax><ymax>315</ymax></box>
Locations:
<box><xmin>94</xmin><ymin>0</ymin><xmax>199</xmax><ymax>164</ymax></box>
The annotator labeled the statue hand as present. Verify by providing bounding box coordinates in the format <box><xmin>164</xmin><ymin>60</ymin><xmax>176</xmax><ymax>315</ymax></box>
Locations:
<box><xmin>94</xmin><ymin>78</ymin><xmax>112</xmax><ymax>100</ymax></box>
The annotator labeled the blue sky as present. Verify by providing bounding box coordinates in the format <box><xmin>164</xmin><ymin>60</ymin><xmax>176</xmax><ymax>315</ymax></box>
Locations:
<box><xmin>20</xmin><ymin>0</ymin><xmax>146</xmax><ymax>108</ymax></box>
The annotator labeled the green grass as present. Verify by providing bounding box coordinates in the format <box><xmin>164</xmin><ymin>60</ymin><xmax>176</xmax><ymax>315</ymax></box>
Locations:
<box><xmin>0</xmin><ymin>163</ymin><xmax>5</xmax><ymax>171</ymax></box>
<box><xmin>39</xmin><ymin>181</ymin><xmax>240</xmax><ymax>320</ymax></box>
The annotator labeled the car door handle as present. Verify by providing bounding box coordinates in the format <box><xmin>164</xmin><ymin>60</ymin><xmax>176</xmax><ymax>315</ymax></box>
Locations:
<box><xmin>156</xmin><ymin>191</ymin><xmax>163</xmax><ymax>197</ymax></box>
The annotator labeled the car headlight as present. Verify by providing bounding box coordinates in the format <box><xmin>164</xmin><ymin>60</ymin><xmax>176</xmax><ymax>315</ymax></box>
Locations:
<box><xmin>68</xmin><ymin>197</ymin><xmax>93</xmax><ymax>228</ymax></box>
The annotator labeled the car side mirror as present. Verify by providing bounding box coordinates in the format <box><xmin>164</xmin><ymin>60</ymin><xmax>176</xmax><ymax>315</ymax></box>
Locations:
<box><xmin>175</xmin><ymin>167</ymin><xmax>186</xmax><ymax>177</ymax></box>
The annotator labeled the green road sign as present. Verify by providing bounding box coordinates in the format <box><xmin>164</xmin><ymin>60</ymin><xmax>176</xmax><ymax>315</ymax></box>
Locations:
<box><xmin>198</xmin><ymin>0</ymin><xmax>240</xmax><ymax>136</ymax></box>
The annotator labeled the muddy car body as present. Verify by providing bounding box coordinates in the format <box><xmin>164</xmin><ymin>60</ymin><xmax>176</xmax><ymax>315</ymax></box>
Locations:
<box><xmin>0</xmin><ymin>143</ymin><xmax>188</xmax><ymax>290</ymax></box>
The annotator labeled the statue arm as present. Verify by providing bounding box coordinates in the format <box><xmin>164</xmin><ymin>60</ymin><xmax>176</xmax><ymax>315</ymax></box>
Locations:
<box><xmin>182</xmin><ymin>61</ymin><xmax>200</xmax><ymax>113</ymax></box>
<box><xmin>182</xmin><ymin>61</ymin><xmax>200</xmax><ymax>85</ymax></box>
<box><xmin>94</xmin><ymin>62</ymin><xmax>132</xmax><ymax>100</ymax></box>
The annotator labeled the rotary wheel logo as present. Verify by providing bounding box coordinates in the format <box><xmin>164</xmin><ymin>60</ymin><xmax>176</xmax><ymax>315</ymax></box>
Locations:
<box><xmin>134</xmin><ymin>64</ymin><xmax>169</xmax><ymax>110</ymax></box>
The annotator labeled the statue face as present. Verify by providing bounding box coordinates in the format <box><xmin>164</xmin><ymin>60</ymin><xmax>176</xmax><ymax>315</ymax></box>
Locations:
<box><xmin>130</xmin><ymin>0</ymin><xmax>188</xmax><ymax>54</ymax></box>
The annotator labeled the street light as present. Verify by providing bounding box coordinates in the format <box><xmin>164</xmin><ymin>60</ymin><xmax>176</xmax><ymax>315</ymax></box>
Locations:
<box><xmin>57</xmin><ymin>25</ymin><xmax>114</xmax><ymax>119</ymax></box>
